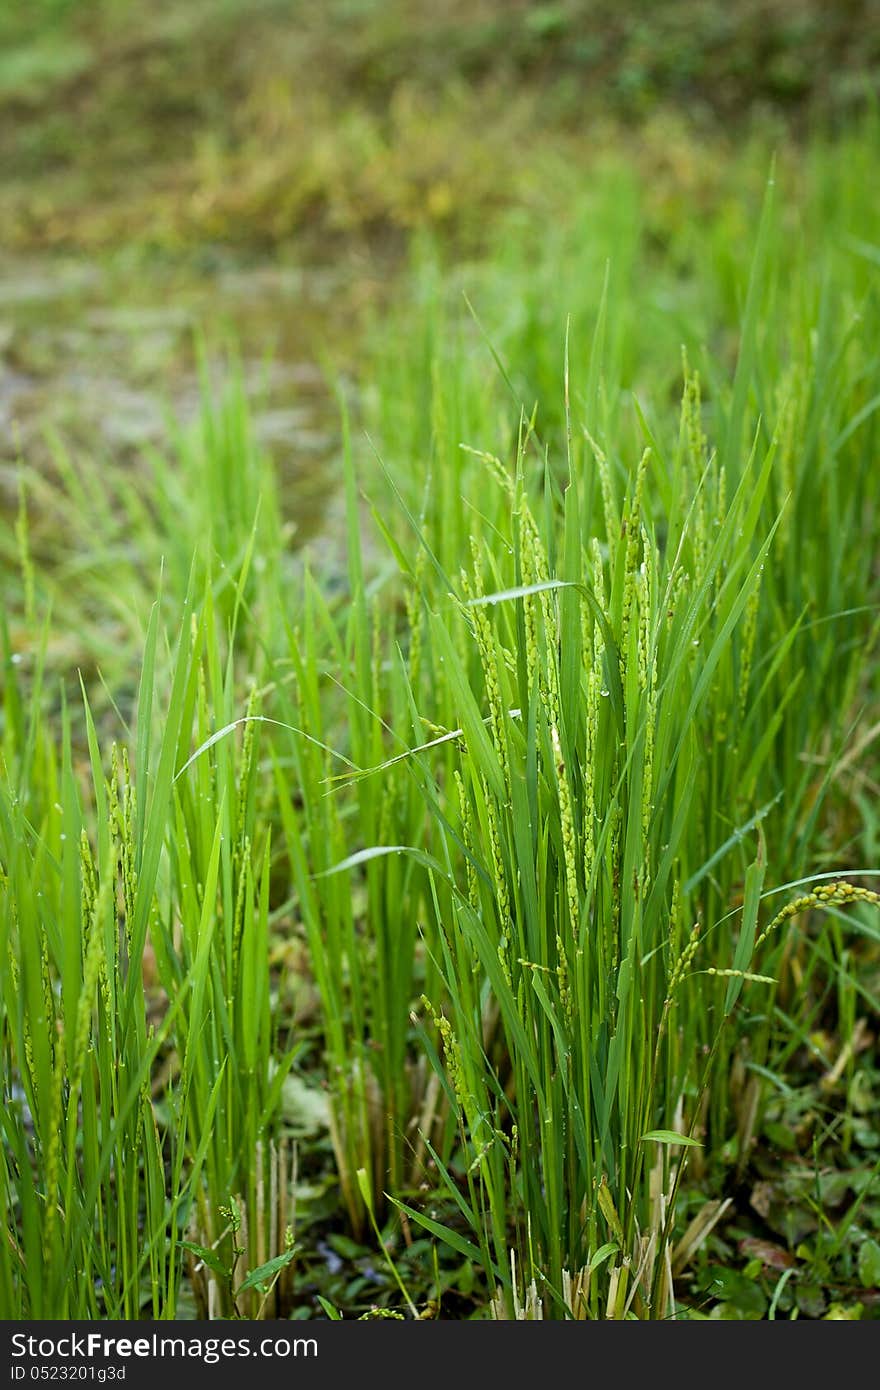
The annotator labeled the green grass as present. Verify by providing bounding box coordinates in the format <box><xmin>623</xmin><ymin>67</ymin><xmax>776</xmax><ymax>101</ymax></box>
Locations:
<box><xmin>2</xmin><ymin>123</ymin><xmax>880</xmax><ymax>1318</ymax></box>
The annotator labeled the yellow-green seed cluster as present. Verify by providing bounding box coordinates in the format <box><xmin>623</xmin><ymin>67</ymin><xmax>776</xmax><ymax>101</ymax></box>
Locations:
<box><xmin>755</xmin><ymin>881</ymin><xmax>880</xmax><ymax>953</ymax></box>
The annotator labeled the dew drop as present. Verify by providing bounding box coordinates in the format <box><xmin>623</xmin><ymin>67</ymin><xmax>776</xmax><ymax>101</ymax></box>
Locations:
<box><xmin>10</xmin><ymin>653</ymin><xmax>22</xmax><ymax>665</ymax></box>
<box><xmin>600</xmin><ymin>687</ymin><xmax>610</xmax><ymax>698</ymax></box>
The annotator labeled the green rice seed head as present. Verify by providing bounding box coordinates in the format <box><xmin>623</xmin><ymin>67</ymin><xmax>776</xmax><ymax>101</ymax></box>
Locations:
<box><xmin>755</xmin><ymin>882</ymin><xmax>880</xmax><ymax>954</ymax></box>
<box><xmin>107</xmin><ymin>748</ymin><xmax>124</xmax><ymax>985</ymax></box>
<box><xmin>41</xmin><ymin>1036</ymin><xmax>66</xmax><ymax>1254</ymax></box>
<box><xmin>80</xmin><ymin>830</ymin><xmax>111</xmax><ymax>1015</ymax></box>
<box><xmin>580</xmin><ymin>581</ymin><xmax>594</xmax><ymax>671</ymax></box>
<box><xmin>539</xmin><ymin>585</ymin><xmax>562</xmax><ymax>733</ymax></box>
<box><xmin>552</xmin><ymin>726</ymin><xmax>577</xmax><ymax>1022</ymax></box>
<box><xmin>108</xmin><ymin>743</ymin><xmax>120</xmax><ymax>835</ymax></box>
<box><xmin>134</xmin><ymin>1062</ymin><xmax>153</xmax><ymax>1159</ymax></box>
<box><xmin>483</xmin><ymin>775</ymin><xmax>513</xmax><ymax>989</ymax></box>
<box><xmin>466</xmin><ymin>547</ymin><xmax>511</xmax><ymax>789</ymax></box>
<box><xmin>405</xmin><ymin>545</ymin><xmax>428</xmax><ymax>685</ymax></box>
<box><xmin>79</xmin><ymin>829</ymin><xmax>97</xmax><ymax>921</ymax></box>
<box><xmin>669</xmin><ymin>922</ymin><xmax>701</xmax><ymax>996</ymax></box>
<box><xmin>73</xmin><ymin>878</ymin><xmax>110</xmax><ymax>1090</ymax></box>
<box><xmin>586</xmin><ymin>430</ymin><xmax>617</xmax><ymax>549</ymax></box>
<box><xmin>608</xmin><ymin>802</ymin><xmax>623</xmax><ymax>972</ymax></box>
<box><xmin>120</xmin><ymin>747</ymin><xmax>138</xmax><ymax>938</ymax></box>
<box><xmin>666</xmin><ymin>562</ymin><xmax>688</xmax><ymax>630</ymax></box>
<box><xmin>620</xmin><ymin>449</ymin><xmax>650</xmax><ymax>676</ymax></box>
<box><xmin>681</xmin><ymin>367</ymin><xmax>708</xmax><ymax>586</ymax></box>
<box><xmin>235</xmin><ymin>685</ymin><xmax>260</xmax><ymax>848</ymax></box>
<box><xmin>668</xmin><ymin>878</ymin><xmax>682</xmax><ymax>962</ymax></box>
<box><xmin>8</xmin><ymin>939</ymin><xmax>37</xmax><ymax>1097</ymax></box>
<box><xmin>703</xmin><ymin>968</ymin><xmax>776</xmax><ymax>984</ymax></box>
<box><xmin>426</xmin><ymin>999</ymin><xmax>469</xmax><ymax>1121</ymax></box>
<box><xmin>36</xmin><ymin>925</ymin><xmax>56</xmax><ymax>1081</ymax></box>
<box><xmin>232</xmin><ymin>836</ymin><xmax>250</xmax><ymax>977</ymax></box>
<box><xmin>520</xmin><ymin>501</ymin><xmax>548</xmax><ymax>585</ymax></box>
<box><xmin>590</xmin><ymin>537</ymin><xmax>608</xmax><ymax>628</ymax></box>
<box><xmin>636</xmin><ymin>565</ymin><xmax>649</xmax><ymax>696</ymax></box>
<box><xmin>454</xmin><ymin>769</ymin><xmax>480</xmax><ymax>913</ymax></box>
<box><xmin>737</xmin><ymin>588</ymin><xmax>761</xmax><ymax>729</ymax></box>
<box><xmin>641</xmin><ymin>715</ymin><xmax>657</xmax><ymax>869</ymax></box>
<box><xmin>583</xmin><ymin>662</ymin><xmax>600</xmax><ymax>891</ymax></box>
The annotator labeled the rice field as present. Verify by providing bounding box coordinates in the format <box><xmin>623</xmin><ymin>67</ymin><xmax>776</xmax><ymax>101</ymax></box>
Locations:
<box><xmin>2</xmin><ymin>3</ymin><xmax>880</xmax><ymax>1323</ymax></box>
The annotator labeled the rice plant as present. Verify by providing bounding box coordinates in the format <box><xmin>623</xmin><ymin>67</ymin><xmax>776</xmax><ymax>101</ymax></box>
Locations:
<box><xmin>0</xmin><ymin>576</ymin><xmax>297</xmax><ymax>1318</ymax></box>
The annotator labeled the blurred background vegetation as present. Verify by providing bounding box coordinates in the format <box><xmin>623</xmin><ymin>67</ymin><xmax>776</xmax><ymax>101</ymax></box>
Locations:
<box><xmin>3</xmin><ymin>0</ymin><xmax>879</xmax><ymax>253</ymax></box>
<box><xmin>3</xmin><ymin>0</ymin><xmax>878</xmax><ymax>519</ymax></box>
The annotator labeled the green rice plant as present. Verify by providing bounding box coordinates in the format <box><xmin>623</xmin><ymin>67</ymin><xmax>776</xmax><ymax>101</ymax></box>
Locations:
<box><xmin>368</xmin><ymin>388</ymin><xmax>767</xmax><ymax>1314</ymax></box>
<box><xmin>317</xmin><ymin>160</ymin><xmax>880</xmax><ymax>1312</ymax></box>
<box><xmin>361</xmin><ymin>147</ymin><xmax>880</xmax><ymax>1140</ymax></box>
<box><xmin>0</xmin><ymin>570</ymin><xmax>296</xmax><ymax>1317</ymax></box>
<box><xmin>0</xmin><ymin>590</ymin><xmax>194</xmax><ymax>1316</ymax></box>
<box><xmin>370</xmin><ymin>370</ymin><xmax>878</xmax><ymax>1316</ymax></box>
<box><xmin>157</xmin><ymin>586</ymin><xmax>299</xmax><ymax>1318</ymax></box>
<box><xmin>270</xmin><ymin>411</ymin><xmax>454</xmax><ymax>1235</ymax></box>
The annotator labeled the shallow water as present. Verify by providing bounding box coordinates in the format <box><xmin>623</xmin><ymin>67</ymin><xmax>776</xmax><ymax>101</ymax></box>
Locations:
<box><xmin>0</xmin><ymin>245</ymin><xmax>382</xmax><ymax>545</ymax></box>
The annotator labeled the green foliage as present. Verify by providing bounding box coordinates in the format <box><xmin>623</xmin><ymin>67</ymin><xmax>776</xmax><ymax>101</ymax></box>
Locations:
<box><xmin>2</xmin><ymin>109</ymin><xmax>880</xmax><ymax>1318</ymax></box>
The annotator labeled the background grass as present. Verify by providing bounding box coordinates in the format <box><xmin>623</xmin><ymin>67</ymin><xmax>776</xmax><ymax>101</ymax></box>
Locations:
<box><xmin>2</xmin><ymin>0</ymin><xmax>878</xmax><ymax>252</ymax></box>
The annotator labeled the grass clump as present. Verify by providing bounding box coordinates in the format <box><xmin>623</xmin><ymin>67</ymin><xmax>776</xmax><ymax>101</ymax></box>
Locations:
<box><xmin>1</xmin><ymin>580</ymin><xmax>299</xmax><ymax>1317</ymax></box>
